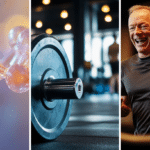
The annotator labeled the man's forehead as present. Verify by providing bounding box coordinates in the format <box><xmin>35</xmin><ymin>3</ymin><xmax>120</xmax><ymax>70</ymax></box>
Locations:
<box><xmin>129</xmin><ymin>9</ymin><xmax>150</xmax><ymax>24</ymax></box>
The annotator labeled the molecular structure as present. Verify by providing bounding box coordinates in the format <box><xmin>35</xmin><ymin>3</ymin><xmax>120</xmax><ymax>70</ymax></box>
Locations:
<box><xmin>0</xmin><ymin>26</ymin><xmax>29</xmax><ymax>93</ymax></box>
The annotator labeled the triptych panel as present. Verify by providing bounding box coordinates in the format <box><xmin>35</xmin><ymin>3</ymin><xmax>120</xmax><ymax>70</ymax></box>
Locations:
<box><xmin>0</xmin><ymin>0</ymin><xmax>150</xmax><ymax>149</ymax></box>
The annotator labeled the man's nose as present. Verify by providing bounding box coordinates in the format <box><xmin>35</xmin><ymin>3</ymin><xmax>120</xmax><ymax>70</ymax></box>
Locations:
<box><xmin>134</xmin><ymin>26</ymin><xmax>142</xmax><ymax>35</ymax></box>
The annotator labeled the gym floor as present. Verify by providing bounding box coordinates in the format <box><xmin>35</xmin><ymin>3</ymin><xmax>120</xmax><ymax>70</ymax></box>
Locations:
<box><xmin>32</xmin><ymin>93</ymin><xmax>119</xmax><ymax>150</ymax></box>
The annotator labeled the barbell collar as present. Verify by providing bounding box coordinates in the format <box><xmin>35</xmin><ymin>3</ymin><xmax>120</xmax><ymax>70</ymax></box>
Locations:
<box><xmin>43</xmin><ymin>78</ymin><xmax>83</xmax><ymax>100</ymax></box>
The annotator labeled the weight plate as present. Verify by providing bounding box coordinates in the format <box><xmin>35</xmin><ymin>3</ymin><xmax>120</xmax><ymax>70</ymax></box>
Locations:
<box><xmin>31</xmin><ymin>34</ymin><xmax>72</xmax><ymax>140</ymax></box>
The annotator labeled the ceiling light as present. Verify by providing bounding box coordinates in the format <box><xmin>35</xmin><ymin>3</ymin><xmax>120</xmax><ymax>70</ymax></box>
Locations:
<box><xmin>35</xmin><ymin>20</ymin><xmax>43</xmax><ymax>28</ymax></box>
<box><xmin>35</xmin><ymin>6</ymin><xmax>43</xmax><ymax>12</ymax></box>
<box><xmin>60</xmin><ymin>10</ymin><xmax>68</xmax><ymax>19</ymax></box>
<box><xmin>101</xmin><ymin>5</ymin><xmax>110</xmax><ymax>13</ymax></box>
<box><xmin>42</xmin><ymin>0</ymin><xmax>51</xmax><ymax>5</ymax></box>
<box><xmin>104</xmin><ymin>15</ymin><xmax>112</xmax><ymax>22</ymax></box>
<box><xmin>45</xmin><ymin>28</ymin><xmax>53</xmax><ymax>34</ymax></box>
<box><xmin>64</xmin><ymin>23</ymin><xmax>72</xmax><ymax>31</ymax></box>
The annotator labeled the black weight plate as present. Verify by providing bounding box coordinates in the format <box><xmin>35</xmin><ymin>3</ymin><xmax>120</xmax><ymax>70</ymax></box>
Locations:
<box><xmin>31</xmin><ymin>34</ymin><xmax>72</xmax><ymax>140</ymax></box>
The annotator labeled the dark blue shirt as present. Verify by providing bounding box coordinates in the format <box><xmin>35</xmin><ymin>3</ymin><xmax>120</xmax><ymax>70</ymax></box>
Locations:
<box><xmin>121</xmin><ymin>54</ymin><xmax>150</xmax><ymax>135</ymax></box>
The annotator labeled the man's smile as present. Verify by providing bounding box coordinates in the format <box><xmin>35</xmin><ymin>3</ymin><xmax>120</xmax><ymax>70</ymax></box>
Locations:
<box><xmin>134</xmin><ymin>37</ymin><xmax>149</xmax><ymax>47</ymax></box>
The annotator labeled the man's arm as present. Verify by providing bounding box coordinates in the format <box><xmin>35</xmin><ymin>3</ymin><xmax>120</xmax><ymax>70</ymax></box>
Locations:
<box><xmin>121</xmin><ymin>96</ymin><xmax>131</xmax><ymax>117</ymax></box>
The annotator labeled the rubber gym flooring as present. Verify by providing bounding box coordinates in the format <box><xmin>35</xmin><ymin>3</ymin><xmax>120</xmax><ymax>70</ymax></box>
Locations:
<box><xmin>32</xmin><ymin>94</ymin><xmax>119</xmax><ymax>150</ymax></box>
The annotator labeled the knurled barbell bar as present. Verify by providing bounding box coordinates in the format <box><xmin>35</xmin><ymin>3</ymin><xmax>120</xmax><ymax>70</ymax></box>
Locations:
<box><xmin>31</xmin><ymin>34</ymin><xmax>83</xmax><ymax>141</ymax></box>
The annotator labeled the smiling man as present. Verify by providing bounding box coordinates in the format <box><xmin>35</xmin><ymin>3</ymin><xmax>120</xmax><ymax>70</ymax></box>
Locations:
<box><xmin>121</xmin><ymin>5</ymin><xmax>150</xmax><ymax>135</ymax></box>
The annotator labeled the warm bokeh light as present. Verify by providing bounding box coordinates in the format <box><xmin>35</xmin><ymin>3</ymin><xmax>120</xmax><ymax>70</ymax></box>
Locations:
<box><xmin>64</xmin><ymin>23</ymin><xmax>72</xmax><ymax>31</ymax></box>
<box><xmin>42</xmin><ymin>0</ymin><xmax>51</xmax><ymax>5</ymax></box>
<box><xmin>35</xmin><ymin>6</ymin><xmax>44</xmax><ymax>12</ymax></box>
<box><xmin>60</xmin><ymin>10</ymin><xmax>68</xmax><ymax>19</ymax></box>
<box><xmin>35</xmin><ymin>20</ymin><xmax>43</xmax><ymax>28</ymax></box>
<box><xmin>101</xmin><ymin>5</ymin><xmax>110</xmax><ymax>13</ymax></box>
<box><xmin>45</xmin><ymin>28</ymin><xmax>53</xmax><ymax>34</ymax></box>
<box><xmin>104</xmin><ymin>14</ymin><xmax>112</xmax><ymax>22</ymax></box>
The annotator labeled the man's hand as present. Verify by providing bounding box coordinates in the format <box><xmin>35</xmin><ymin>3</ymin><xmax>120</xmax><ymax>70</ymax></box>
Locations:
<box><xmin>121</xmin><ymin>96</ymin><xmax>131</xmax><ymax>117</ymax></box>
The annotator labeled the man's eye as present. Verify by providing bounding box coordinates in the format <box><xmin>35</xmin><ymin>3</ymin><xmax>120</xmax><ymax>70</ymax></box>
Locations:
<box><xmin>140</xmin><ymin>24</ymin><xmax>150</xmax><ymax>30</ymax></box>
<box><xmin>129</xmin><ymin>26</ymin><xmax>135</xmax><ymax>31</ymax></box>
<box><xmin>141</xmin><ymin>25</ymin><xmax>149</xmax><ymax>30</ymax></box>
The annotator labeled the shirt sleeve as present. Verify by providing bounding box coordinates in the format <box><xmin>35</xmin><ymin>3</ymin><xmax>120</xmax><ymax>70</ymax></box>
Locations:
<box><xmin>121</xmin><ymin>80</ymin><xmax>127</xmax><ymax>96</ymax></box>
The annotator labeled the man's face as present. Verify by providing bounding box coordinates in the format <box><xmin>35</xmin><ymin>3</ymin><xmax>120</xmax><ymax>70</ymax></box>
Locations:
<box><xmin>128</xmin><ymin>9</ymin><xmax>150</xmax><ymax>56</ymax></box>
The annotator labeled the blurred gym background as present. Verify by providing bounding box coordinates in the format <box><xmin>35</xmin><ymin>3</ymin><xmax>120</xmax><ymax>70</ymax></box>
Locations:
<box><xmin>32</xmin><ymin>0</ymin><xmax>119</xmax><ymax>94</ymax></box>
<box><xmin>32</xmin><ymin>0</ymin><xmax>119</xmax><ymax>150</ymax></box>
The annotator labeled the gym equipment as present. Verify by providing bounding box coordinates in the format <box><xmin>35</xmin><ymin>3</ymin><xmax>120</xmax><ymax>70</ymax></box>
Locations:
<box><xmin>31</xmin><ymin>34</ymin><xmax>83</xmax><ymax>140</ymax></box>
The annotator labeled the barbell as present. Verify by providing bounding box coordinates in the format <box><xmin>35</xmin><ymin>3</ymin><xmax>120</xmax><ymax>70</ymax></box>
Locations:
<box><xmin>31</xmin><ymin>34</ymin><xmax>83</xmax><ymax>141</ymax></box>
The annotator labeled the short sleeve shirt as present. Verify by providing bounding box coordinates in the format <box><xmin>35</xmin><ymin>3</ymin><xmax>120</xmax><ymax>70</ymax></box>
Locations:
<box><xmin>121</xmin><ymin>54</ymin><xmax>150</xmax><ymax>135</ymax></box>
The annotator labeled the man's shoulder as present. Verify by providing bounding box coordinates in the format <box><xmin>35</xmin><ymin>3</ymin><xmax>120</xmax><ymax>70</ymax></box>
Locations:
<box><xmin>121</xmin><ymin>54</ymin><xmax>138</xmax><ymax>77</ymax></box>
<box><xmin>122</xmin><ymin>54</ymin><xmax>138</xmax><ymax>68</ymax></box>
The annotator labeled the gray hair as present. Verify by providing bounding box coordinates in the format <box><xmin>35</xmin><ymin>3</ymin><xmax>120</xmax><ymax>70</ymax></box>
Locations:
<box><xmin>128</xmin><ymin>5</ymin><xmax>150</xmax><ymax>16</ymax></box>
